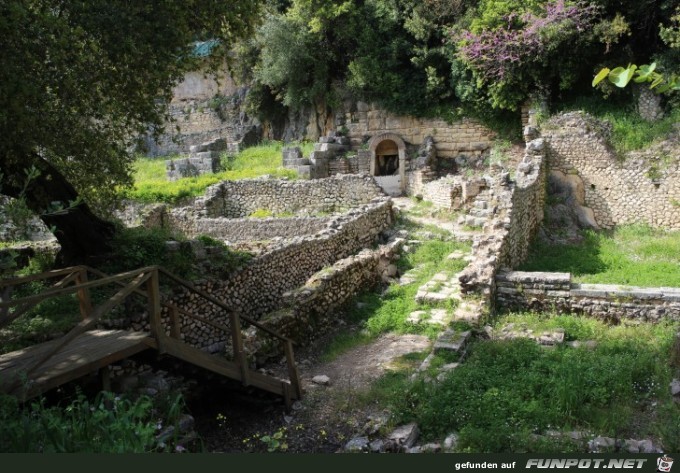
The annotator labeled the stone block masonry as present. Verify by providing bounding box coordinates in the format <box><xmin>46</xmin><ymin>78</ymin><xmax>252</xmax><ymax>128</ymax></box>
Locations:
<box><xmin>193</xmin><ymin>174</ymin><xmax>385</xmax><ymax>218</ymax></box>
<box><xmin>496</xmin><ymin>270</ymin><xmax>680</xmax><ymax>323</ymax></box>
<box><xmin>339</xmin><ymin>103</ymin><xmax>496</xmax><ymax>160</ymax></box>
<box><xmin>457</xmin><ymin>132</ymin><xmax>547</xmax><ymax>296</ymax></box>
<box><xmin>543</xmin><ymin>112</ymin><xmax>680</xmax><ymax>229</ymax></box>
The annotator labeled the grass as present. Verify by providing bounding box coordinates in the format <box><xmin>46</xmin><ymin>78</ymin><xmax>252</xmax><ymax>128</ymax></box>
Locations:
<box><xmin>0</xmin><ymin>391</ymin><xmax>190</xmax><ymax>452</ymax></box>
<box><xmin>556</xmin><ymin>94</ymin><xmax>680</xmax><ymax>155</ymax></box>
<box><xmin>122</xmin><ymin>141</ymin><xmax>311</xmax><ymax>204</ymax></box>
<box><xmin>321</xmin><ymin>232</ymin><xmax>470</xmax><ymax>362</ymax></box>
<box><xmin>368</xmin><ymin>313</ymin><xmax>680</xmax><ymax>452</ymax></box>
<box><xmin>518</xmin><ymin>225</ymin><xmax>680</xmax><ymax>287</ymax></box>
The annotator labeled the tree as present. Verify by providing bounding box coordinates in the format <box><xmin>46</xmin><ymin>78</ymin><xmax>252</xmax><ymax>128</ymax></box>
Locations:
<box><xmin>0</xmin><ymin>0</ymin><xmax>261</xmax><ymax>265</ymax></box>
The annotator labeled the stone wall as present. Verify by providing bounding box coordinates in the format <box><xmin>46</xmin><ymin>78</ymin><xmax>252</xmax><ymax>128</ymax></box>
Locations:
<box><xmin>193</xmin><ymin>174</ymin><xmax>385</xmax><ymax>218</ymax></box>
<box><xmin>497</xmin><ymin>136</ymin><xmax>547</xmax><ymax>269</ymax></box>
<box><xmin>170</xmin><ymin>215</ymin><xmax>333</xmax><ymax>243</ymax></box>
<box><xmin>496</xmin><ymin>270</ymin><xmax>680</xmax><ymax>323</ymax></box>
<box><xmin>259</xmin><ymin>239</ymin><xmax>403</xmax><ymax>346</ymax></box>
<box><xmin>339</xmin><ymin>102</ymin><xmax>496</xmax><ymax>160</ymax></box>
<box><xmin>458</xmin><ymin>131</ymin><xmax>547</xmax><ymax>296</ymax></box>
<box><xmin>162</xmin><ymin>199</ymin><xmax>394</xmax><ymax>351</ymax></box>
<box><xmin>409</xmin><ymin>174</ymin><xmax>492</xmax><ymax>211</ymax></box>
<box><xmin>543</xmin><ymin>112</ymin><xmax>680</xmax><ymax>229</ymax></box>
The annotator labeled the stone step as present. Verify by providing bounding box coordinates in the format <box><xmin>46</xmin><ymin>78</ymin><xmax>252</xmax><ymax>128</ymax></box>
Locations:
<box><xmin>434</xmin><ymin>329</ymin><xmax>471</xmax><ymax>354</ymax></box>
<box><xmin>452</xmin><ymin>301</ymin><xmax>483</xmax><ymax>325</ymax></box>
<box><xmin>493</xmin><ymin>323</ymin><xmax>565</xmax><ymax>346</ymax></box>
<box><xmin>407</xmin><ymin>308</ymin><xmax>450</xmax><ymax>326</ymax></box>
<box><xmin>415</xmin><ymin>272</ymin><xmax>462</xmax><ymax>304</ymax></box>
<box><xmin>398</xmin><ymin>264</ymin><xmax>426</xmax><ymax>286</ymax></box>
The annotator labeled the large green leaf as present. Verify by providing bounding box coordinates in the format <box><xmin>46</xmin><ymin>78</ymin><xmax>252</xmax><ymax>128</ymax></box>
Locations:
<box><xmin>592</xmin><ymin>68</ymin><xmax>610</xmax><ymax>87</ymax></box>
<box><xmin>608</xmin><ymin>66</ymin><xmax>637</xmax><ymax>88</ymax></box>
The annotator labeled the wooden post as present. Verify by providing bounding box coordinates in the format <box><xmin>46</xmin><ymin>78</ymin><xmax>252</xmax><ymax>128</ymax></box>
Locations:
<box><xmin>282</xmin><ymin>381</ymin><xmax>292</xmax><ymax>412</ymax></box>
<box><xmin>75</xmin><ymin>268</ymin><xmax>93</xmax><ymax>320</ymax></box>
<box><xmin>283</xmin><ymin>340</ymin><xmax>302</xmax><ymax>400</ymax></box>
<box><xmin>101</xmin><ymin>366</ymin><xmax>111</xmax><ymax>392</ymax></box>
<box><xmin>229</xmin><ymin>312</ymin><xmax>250</xmax><ymax>387</ymax></box>
<box><xmin>146</xmin><ymin>269</ymin><xmax>163</xmax><ymax>352</ymax></box>
<box><xmin>169</xmin><ymin>306</ymin><xmax>181</xmax><ymax>340</ymax></box>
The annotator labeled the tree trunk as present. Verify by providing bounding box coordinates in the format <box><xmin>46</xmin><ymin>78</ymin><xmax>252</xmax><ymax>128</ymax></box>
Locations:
<box><xmin>1</xmin><ymin>153</ymin><xmax>115</xmax><ymax>266</ymax></box>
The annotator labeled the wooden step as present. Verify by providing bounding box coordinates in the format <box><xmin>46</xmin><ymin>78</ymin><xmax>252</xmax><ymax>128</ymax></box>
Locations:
<box><xmin>159</xmin><ymin>337</ymin><xmax>299</xmax><ymax>403</ymax></box>
<box><xmin>0</xmin><ymin>330</ymin><xmax>153</xmax><ymax>400</ymax></box>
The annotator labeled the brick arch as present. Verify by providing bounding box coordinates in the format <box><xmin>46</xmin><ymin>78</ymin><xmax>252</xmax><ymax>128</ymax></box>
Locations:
<box><xmin>368</xmin><ymin>133</ymin><xmax>407</xmax><ymax>155</ymax></box>
<box><xmin>368</xmin><ymin>133</ymin><xmax>407</xmax><ymax>194</ymax></box>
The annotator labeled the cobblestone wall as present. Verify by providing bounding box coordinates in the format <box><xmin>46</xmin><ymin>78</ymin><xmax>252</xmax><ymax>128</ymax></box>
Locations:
<box><xmin>193</xmin><ymin>175</ymin><xmax>385</xmax><ymax>218</ymax></box>
<box><xmin>543</xmin><ymin>112</ymin><xmax>680</xmax><ymax>229</ymax></box>
<box><xmin>160</xmin><ymin>200</ymin><xmax>394</xmax><ymax>351</ymax></box>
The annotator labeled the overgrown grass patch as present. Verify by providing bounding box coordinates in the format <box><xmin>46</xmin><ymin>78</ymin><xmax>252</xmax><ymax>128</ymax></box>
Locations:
<box><xmin>0</xmin><ymin>391</ymin><xmax>188</xmax><ymax>452</ymax></box>
<box><xmin>557</xmin><ymin>95</ymin><xmax>680</xmax><ymax>155</ymax></box>
<box><xmin>321</xmin><ymin>239</ymin><xmax>470</xmax><ymax>361</ymax></box>
<box><xmin>122</xmin><ymin>142</ymin><xmax>305</xmax><ymax>204</ymax></box>
<box><xmin>519</xmin><ymin>225</ymin><xmax>680</xmax><ymax>287</ymax></box>
<box><xmin>378</xmin><ymin>315</ymin><xmax>679</xmax><ymax>452</ymax></box>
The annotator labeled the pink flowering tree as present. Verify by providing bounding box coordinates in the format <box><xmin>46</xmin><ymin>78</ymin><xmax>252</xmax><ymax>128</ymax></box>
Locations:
<box><xmin>454</xmin><ymin>0</ymin><xmax>600</xmax><ymax>109</ymax></box>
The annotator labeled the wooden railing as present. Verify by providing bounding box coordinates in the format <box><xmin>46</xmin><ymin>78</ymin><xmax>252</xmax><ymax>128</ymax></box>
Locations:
<box><xmin>0</xmin><ymin>266</ymin><xmax>302</xmax><ymax>405</ymax></box>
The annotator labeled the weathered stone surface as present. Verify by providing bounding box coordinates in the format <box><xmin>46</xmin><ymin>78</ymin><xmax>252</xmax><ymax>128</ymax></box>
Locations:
<box><xmin>369</xmin><ymin>439</ymin><xmax>385</xmax><ymax>453</ymax></box>
<box><xmin>386</xmin><ymin>423</ymin><xmax>419</xmax><ymax>451</ymax></box>
<box><xmin>312</xmin><ymin>375</ymin><xmax>330</xmax><ymax>386</ymax></box>
<box><xmin>496</xmin><ymin>272</ymin><xmax>680</xmax><ymax>323</ymax></box>
<box><xmin>434</xmin><ymin>330</ymin><xmax>470</xmax><ymax>354</ymax></box>
<box><xmin>345</xmin><ymin>437</ymin><xmax>370</xmax><ymax>452</ymax></box>
<box><xmin>671</xmin><ymin>379</ymin><xmax>680</xmax><ymax>397</ymax></box>
<box><xmin>543</xmin><ymin>111</ymin><xmax>680</xmax><ymax>230</ymax></box>
<box><xmin>443</xmin><ymin>433</ymin><xmax>459</xmax><ymax>451</ymax></box>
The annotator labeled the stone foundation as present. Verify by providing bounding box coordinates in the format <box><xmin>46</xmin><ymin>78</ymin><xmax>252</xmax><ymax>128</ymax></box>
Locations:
<box><xmin>496</xmin><ymin>271</ymin><xmax>680</xmax><ymax>323</ymax></box>
<box><xmin>193</xmin><ymin>174</ymin><xmax>385</xmax><ymax>218</ymax></box>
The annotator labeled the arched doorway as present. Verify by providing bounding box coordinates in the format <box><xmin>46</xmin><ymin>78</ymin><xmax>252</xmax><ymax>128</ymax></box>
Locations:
<box><xmin>374</xmin><ymin>139</ymin><xmax>399</xmax><ymax>176</ymax></box>
<box><xmin>369</xmin><ymin>133</ymin><xmax>407</xmax><ymax>196</ymax></box>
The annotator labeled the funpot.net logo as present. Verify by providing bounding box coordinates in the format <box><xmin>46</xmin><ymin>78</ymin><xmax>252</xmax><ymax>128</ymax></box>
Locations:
<box><xmin>658</xmin><ymin>456</ymin><xmax>674</xmax><ymax>473</ymax></box>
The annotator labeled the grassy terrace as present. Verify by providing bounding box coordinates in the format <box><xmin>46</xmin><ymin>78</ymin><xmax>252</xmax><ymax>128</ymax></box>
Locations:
<box><xmin>122</xmin><ymin>141</ymin><xmax>313</xmax><ymax>204</ymax></box>
<box><xmin>368</xmin><ymin>313</ymin><xmax>680</xmax><ymax>452</ymax></box>
<box><xmin>518</xmin><ymin>225</ymin><xmax>680</xmax><ymax>287</ymax></box>
<box><xmin>322</xmin><ymin>219</ymin><xmax>471</xmax><ymax>362</ymax></box>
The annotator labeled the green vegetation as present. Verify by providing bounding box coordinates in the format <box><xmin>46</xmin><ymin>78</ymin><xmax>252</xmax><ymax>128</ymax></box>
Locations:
<box><xmin>122</xmin><ymin>142</ymin><xmax>305</xmax><ymax>204</ymax></box>
<box><xmin>322</xmin><ymin>229</ymin><xmax>470</xmax><ymax>362</ymax></box>
<box><xmin>519</xmin><ymin>225</ymin><xmax>680</xmax><ymax>287</ymax></box>
<box><xmin>0</xmin><ymin>1</ymin><xmax>262</xmax><ymax>263</ymax></box>
<box><xmin>245</xmin><ymin>0</ymin><xmax>678</xmax><ymax>121</ymax></box>
<box><xmin>366</xmin><ymin>314</ymin><xmax>679</xmax><ymax>452</ymax></box>
<box><xmin>557</xmin><ymin>95</ymin><xmax>680</xmax><ymax>154</ymax></box>
<box><xmin>0</xmin><ymin>391</ymin><xmax>188</xmax><ymax>453</ymax></box>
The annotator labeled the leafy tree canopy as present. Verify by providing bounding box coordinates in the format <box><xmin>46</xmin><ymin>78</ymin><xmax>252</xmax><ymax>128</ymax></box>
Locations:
<box><xmin>0</xmin><ymin>0</ymin><xmax>261</xmax><ymax>263</ymax></box>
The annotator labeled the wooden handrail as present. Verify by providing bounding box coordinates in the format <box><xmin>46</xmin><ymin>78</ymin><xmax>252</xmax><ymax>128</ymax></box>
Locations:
<box><xmin>7</xmin><ymin>271</ymin><xmax>153</xmax><ymax>394</ymax></box>
<box><xmin>157</xmin><ymin>267</ymin><xmax>294</xmax><ymax>342</ymax></box>
<box><xmin>2</xmin><ymin>264</ymin><xmax>302</xmax><ymax>402</ymax></box>
<box><xmin>0</xmin><ymin>266</ymin><xmax>156</xmax><ymax>310</ymax></box>
<box><xmin>0</xmin><ymin>266</ymin><xmax>87</xmax><ymax>287</ymax></box>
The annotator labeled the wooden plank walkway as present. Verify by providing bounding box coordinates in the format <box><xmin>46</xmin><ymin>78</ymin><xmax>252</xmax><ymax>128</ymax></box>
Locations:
<box><xmin>0</xmin><ymin>330</ymin><xmax>154</xmax><ymax>400</ymax></box>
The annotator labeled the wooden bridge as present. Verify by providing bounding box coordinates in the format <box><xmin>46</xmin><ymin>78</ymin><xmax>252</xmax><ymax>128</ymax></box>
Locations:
<box><xmin>0</xmin><ymin>266</ymin><xmax>302</xmax><ymax>407</ymax></box>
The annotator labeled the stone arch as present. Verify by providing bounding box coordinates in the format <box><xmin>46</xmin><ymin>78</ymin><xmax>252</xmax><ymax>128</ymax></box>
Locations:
<box><xmin>368</xmin><ymin>133</ymin><xmax>407</xmax><ymax>194</ymax></box>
